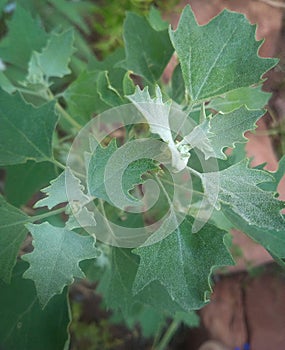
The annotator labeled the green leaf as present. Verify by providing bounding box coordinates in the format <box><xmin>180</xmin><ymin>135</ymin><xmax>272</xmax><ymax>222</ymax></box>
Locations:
<box><xmin>22</xmin><ymin>222</ymin><xmax>99</xmax><ymax>307</ymax></box>
<box><xmin>47</xmin><ymin>0</ymin><xmax>94</xmax><ymax>34</ymax></box>
<box><xmin>201</xmin><ymin>160</ymin><xmax>285</xmax><ymax>232</ymax></box>
<box><xmin>0</xmin><ymin>90</ymin><xmax>58</xmax><ymax>166</ymax></box>
<box><xmin>98</xmin><ymin>248</ymin><xmax>139</xmax><ymax>316</ymax></box>
<box><xmin>222</xmin><ymin>206</ymin><xmax>285</xmax><ymax>261</ymax></box>
<box><xmin>259</xmin><ymin>155</ymin><xmax>285</xmax><ymax>192</ymax></box>
<box><xmin>34</xmin><ymin>170</ymin><xmax>66</xmax><ymax>209</ymax></box>
<box><xmin>147</xmin><ymin>6</ymin><xmax>169</xmax><ymax>31</ymax></box>
<box><xmin>4</xmin><ymin>161</ymin><xmax>57</xmax><ymax>207</ymax></box>
<box><xmin>0</xmin><ymin>195</ymin><xmax>28</xmax><ymax>283</ymax></box>
<box><xmin>209</xmin><ymin>107</ymin><xmax>264</xmax><ymax>158</ymax></box>
<box><xmin>63</xmin><ymin>70</ymin><xmax>108</xmax><ymax>123</ymax></box>
<box><xmin>97</xmin><ymin>70</ymin><xmax>124</xmax><ymax>107</ymax></box>
<box><xmin>97</xmin><ymin>247</ymin><xmax>186</xmax><ymax>318</ymax></box>
<box><xmin>0</xmin><ymin>5</ymin><xmax>48</xmax><ymax>69</ymax></box>
<box><xmin>169</xmin><ymin>5</ymin><xmax>277</xmax><ymax>102</ymax></box>
<box><xmin>0</xmin><ymin>261</ymin><xmax>70</xmax><ymax>350</ymax></box>
<box><xmin>127</xmin><ymin>305</ymin><xmax>165</xmax><ymax>338</ymax></box>
<box><xmin>170</xmin><ymin>64</ymin><xmax>185</xmax><ymax>104</ymax></box>
<box><xmin>34</xmin><ymin>167</ymin><xmax>89</xmax><ymax>210</ymax></box>
<box><xmin>121</xmin><ymin>12</ymin><xmax>174</xmax><ymax>83</ymax></box>
<box><xmin>174</xmin><ymin>311</ymin><xmax>200</xmax><ymax>328</ymax></box>
<box><xmin>87</xmin><ymin>138</ymin><xmax>158</xmax><ymax>205</ymax></box>
<box><xmin>27</xmin><ymin>29</ymin><xmax>75</xmax><ymax>84</ymax></box>
<box><xmin>133</xmin><ymin>216</ymin><xmax>233</xmax><ymax>311</ymax></box>
<box><xmin>185</xmin><ymin>107</ymin><xmax>264</xmax><ymax>159</ymax></box>
<box><xmin>208</xmin><ymin>86</ymin><xmax>271</xmax><ymax>113</ymax></box>
<box><xmin>122</xmin><ymin>71</ymin><xmax>135</xmax><ymax>96</ymax></box>
<box><xmin>0</xmin><ymin>71</ymin><xmax>16</xmax><ymax>93</ymax></box>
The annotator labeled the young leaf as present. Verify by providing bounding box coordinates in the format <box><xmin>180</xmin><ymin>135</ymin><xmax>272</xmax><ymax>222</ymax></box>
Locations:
<box><xmin>0</xmin><ymin>261</ymin><xmax>70</xmax><ymax>350</ymax></box>
<box><xmin>120</xmin><ymin>12</ymin><xmax>174</xmax><ymax>84</ymax></box>
<box><xmin>127</xmin><ymin>86</ymin><xmax>189</xmax><ymax>171</ymax></box>
<box><xmin>0</xmin><ymin>195</ymin><xmax>28</xmax><ymax>283</ymax></box>
<box><xmin>208</xmin><ymin>86</ymin><xmax>271</xmax><ymax>113</ymax></box>
<box><xmin>27</xmin><ymin>29</ymin><xmax>75</xmax><ymax>84</ymax></box>
<box><xmin>133</xmin><ymin>216</ymin><xmax>233</xmax><ymax>311</ymax></box>
<box><xmin>34</xmin><ymin>167</ymin><xmax>90</xmax><ymax>210</ymax></box>
<box><xmin>201</xmin><ymin>160</ymin><xmax>285</xmax><ymax>231</ymax></box>
<box><xmin>169</xmin><ymin>5</ymin><xmax>277</xmax><ymax>102</ymax></box>
<box><xmin>184</xmin><ymin>107</ymin><xmax>264</xmax><ymax>159</ymax></box>
<box><xmin>22</xmin><ymin>222</ymin><xmax>99</xmax><ymax>307</ymax></box>
<box><xmin>0</xmin><ymin>90</ymin><xmax>58</xmax><ymax>166</ymax></box>
<box><xmin>0</xmin><ymin>5</ymin><xmax>48</xmax><ymax>70</ymax></box>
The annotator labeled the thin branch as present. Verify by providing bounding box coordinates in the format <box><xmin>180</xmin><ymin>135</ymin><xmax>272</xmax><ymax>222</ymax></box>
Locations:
<box><xmin>28</xmin><ymin>207</ymin><xmax>67</xmax><ymax>223</ymax></box>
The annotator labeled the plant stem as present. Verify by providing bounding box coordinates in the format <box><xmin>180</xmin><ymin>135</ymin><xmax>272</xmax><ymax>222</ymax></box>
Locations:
<box><xmin>46</xmin><ymin>88</ymin><xmax>82</xmax><ymax>131</ymax></box>
<box><xmin>28</xmin><ymin>207</ymin><xmax>67</xmax><ymax>223</ymax></box>
<box><xmin>186</xmin><ymin>166</ymin><xmax>202</xmax><ymax>179</ymax></box>
<box><xmin>153</xmin><ymin>319</ymin><xmax>181</xmax><ymax>350</ymax></box>
<box><xmin>51</xmin><ymin>159</ymin><xmax>66</xmax><ymax>170</ymax></box>
<box><xmin>55</xmin><ymin>101</ymin><xmax>82</xmax><ymax>131</ymax></box>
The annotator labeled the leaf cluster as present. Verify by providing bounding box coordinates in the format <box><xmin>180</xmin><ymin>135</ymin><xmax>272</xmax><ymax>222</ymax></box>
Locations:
<box><xmin>0</xmin><ymin>3</ymin><xmax>284</xmax><ymax>349</ymax></box>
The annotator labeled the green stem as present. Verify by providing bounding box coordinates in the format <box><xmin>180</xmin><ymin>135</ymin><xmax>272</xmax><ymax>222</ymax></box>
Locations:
<box><xmin>153</xmin><ymin>319</ymin><xmax>181</xmax><ymax>350</ymax></box>
<box><xmin>55</xmin><ymin>101</ymin><xmax>82</xmax><ymax>131</ymax></box>
<box><xmin>186</xmin><ymin>166</ymin><xmax>202</xmax><ymax>179</ymax></box>
<box><xmin>28</xmin><ymin>207</ymin><xmax>67</xmax><ymax>223</ymax></box>
<box><xmin>51</xmin><ymin>159</ymin><xmax>66</xmax><ymax>171</ymax></box>
<box><xmin>46</xmin><ymin>88</ymin><xmax>82</xmax><ymax>131</ymax></box>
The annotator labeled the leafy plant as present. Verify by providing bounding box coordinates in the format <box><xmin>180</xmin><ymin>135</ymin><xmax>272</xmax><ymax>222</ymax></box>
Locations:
<box><xmin>0</xmin><ymin>2</ymin><xmax>284</xmax><ymax>350</ymax></box>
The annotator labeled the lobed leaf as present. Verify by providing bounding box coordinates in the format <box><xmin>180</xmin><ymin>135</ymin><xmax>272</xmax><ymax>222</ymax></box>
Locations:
<box><xmin>34</xmin><ymin>167</ymin><xmax>90</xmax><ymax>210</ymax></box>
<box><xmin>169</xmin><ymin>5</ymin><xmax>277</xmax><ymax>102</ymax></box>
<box><xmin>27</xmin><ymin>29</ymin><xmax>75</xmax><ymax>85</ymax></box>
<box><xmin>185</xmin><ymin>107</ymin><xmax>264</xmax><ymax>160</ymax></box>
<box><xmin>0</xmin><ymin>5</ymin><xmax>48</xmax><ymax>70</ymax></box>
<box><xmin>121</xmin><ymin>12</ymin><xmax>174</xmax><ymax>84</ymax></box>
<box><xmin>201</xmin><ymin>160</ymin><xmax>285</xmax><ymax>232</ymax></box>
<box><xmin>133</xmin><ymin>216</ymin><xmax>233</xmax><ymax>311</ymax></box>
<box><xmin>0</xmin><ymin>90</ymin><xmax>58</xmax><ymax>166</ymax></box>
<box><xmin>23</xmin><ymin>222</ymin><xmax>99</xmax><ymax>307</ymax></box>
